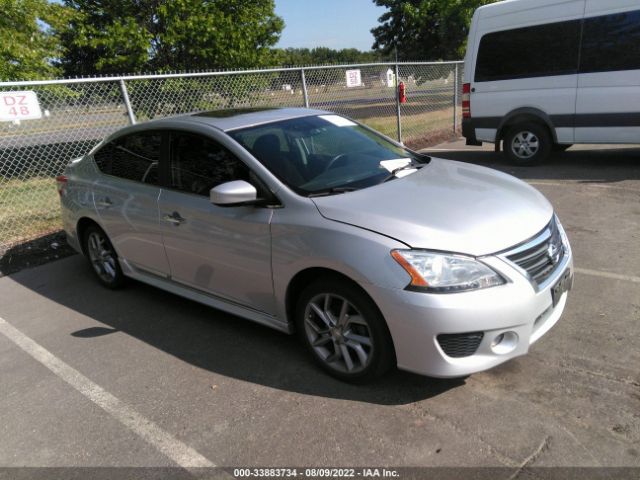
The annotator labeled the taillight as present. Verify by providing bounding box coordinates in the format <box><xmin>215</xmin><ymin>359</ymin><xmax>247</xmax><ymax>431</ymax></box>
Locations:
<box><xmin>56</xmin><ymin>175</ymin><xmax>68</xmax><ymax>196</ymax></box>
<box><xmin>462</xmin><ymin>83</ymin><xmax>471</xmax><ymax>118</ymax></box>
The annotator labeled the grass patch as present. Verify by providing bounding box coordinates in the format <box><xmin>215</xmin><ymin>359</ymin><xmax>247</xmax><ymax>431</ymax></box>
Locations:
<box><xmin>0</xmin><ymin>177</ymin><xmax>61</xmax><ymax>249</ymax></box>
<box><xmin>364</xmin><ymin>106</ymin><xmax>455</xmax><ymax>141</ymax></box>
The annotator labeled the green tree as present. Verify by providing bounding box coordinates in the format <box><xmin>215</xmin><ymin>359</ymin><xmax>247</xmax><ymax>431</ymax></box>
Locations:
<box><xmin>371</xmin><ymin>0</ymin><xmax>495</xmax><ymax>61</ymax></box>
<box><xmin>57</xmin><ymin>2</ymin><xmax>151</xmax><ymax>76</ymax></box>
<box><xmin>58</xmin><ymin>0</ymin><xmax>284</xmax><ymax>76</ymax></box>
<box><xmin>0</xmin><ymin>0</ymin><xmax>69</xmax><ymax>80</ymax></box>
<box><xmin>271</xmin><ymin>47</ymin><xmax>385</xmax><ymax>67</ymax></box>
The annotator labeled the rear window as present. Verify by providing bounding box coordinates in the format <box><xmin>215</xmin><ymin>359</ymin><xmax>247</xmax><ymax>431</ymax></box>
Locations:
<box><xmin>580</xmin><ymin>10</ymin><xmax>640</xmax><ymax>74</ymax></box>
<box><xmin>475</xmin><ymin>19</ymin><xmax>581</xmax><ymax>82</ymax></box>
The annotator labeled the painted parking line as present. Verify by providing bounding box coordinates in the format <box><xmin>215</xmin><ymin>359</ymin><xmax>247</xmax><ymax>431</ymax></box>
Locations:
<box><xmin>574</xmin><ymin>267</ymin><xmax>640</xmax><ymax>284</ymax></box>
<box><xmin>0</xmin><ymin>316</ymin><xmax>215</xmax><ymax>469</ymax></box>
<box><xmin>528</xmin><ymin>180</ymin><xmax>640</xmax><ymax>194</ymax></box>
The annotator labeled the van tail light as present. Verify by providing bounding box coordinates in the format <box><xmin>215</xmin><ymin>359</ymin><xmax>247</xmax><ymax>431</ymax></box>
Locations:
<box><xmin>462</xmin><ymin>83</ymin><xmax>471</xmax><ymax>118</ymax></box>
<box><xmin>56</xmin><ymin>175</ymin><xmax>68</xmax><ymax>196</ymax></box>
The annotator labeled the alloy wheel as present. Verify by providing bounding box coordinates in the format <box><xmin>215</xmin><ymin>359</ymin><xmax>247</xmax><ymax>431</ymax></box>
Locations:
<box><xmin>87</xmin><ymin>231</ymin><xmax>118</xmax><ymax>284</ymax></box>
<box><xmin>303</xmin><ymin>293</ymin><xmax>374</xmax><ymax>374</ymax></box>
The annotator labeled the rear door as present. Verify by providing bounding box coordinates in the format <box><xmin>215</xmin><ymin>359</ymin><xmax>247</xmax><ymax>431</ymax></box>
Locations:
<box><xmin>575</xmin><ymin>2</ymin><xmax>640</xmax><ymax>143</ymax></box>
<box><xmin>470</xmin><ymin>0</ymin><xmax>585</xmax><ymax>144</ymax></box>
<box><xmin>92</xmin><ymin>131</ymin><xmax>170</xmax><ymax>276</ymax></box>
<box><xmin>157</xmin><ymin>130</ymin><xmax>275</xmax><ymax>315</ymax></box>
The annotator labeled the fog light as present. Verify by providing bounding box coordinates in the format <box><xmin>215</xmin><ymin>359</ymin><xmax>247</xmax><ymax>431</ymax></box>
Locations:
<box><xmin>491</xmin><ymin>331</ymin><xmax>518</xmax><ymax>354</ymax></box>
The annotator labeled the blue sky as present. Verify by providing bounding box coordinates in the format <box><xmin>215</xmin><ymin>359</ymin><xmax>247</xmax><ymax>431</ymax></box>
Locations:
<box><xmin>274</xmin><ymin>0</ymin><xmax>387</xmax><ymax>51</ymax></box>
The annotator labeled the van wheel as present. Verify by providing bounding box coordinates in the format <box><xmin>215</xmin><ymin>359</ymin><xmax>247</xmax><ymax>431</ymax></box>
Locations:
<box><xmin>83</xmin><ymin>225</ymin><xmax>125</xmax><ymax>289</ymax></box>
<box><xmin>503</xmin><ymin>123</ymin><xmax>552</xmax><ymax>166</ymax></box>
<box><xmin>295</xmin><ymin>278</ymin><xmax>394</xmax><ymax>383</ymax></box>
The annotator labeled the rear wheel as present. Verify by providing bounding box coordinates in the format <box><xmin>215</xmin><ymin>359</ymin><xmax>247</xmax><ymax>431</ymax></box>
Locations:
<box><xmin>83</xmin><ymin>225</ymin><xmax>125</xmax><ymax>289</ymax></box>
<box><xmin>296</xmin><ymin>278</ymin><xmax>394</xmax><ymax>383</ymax></box>
<box><xmin>503</xmin><ymin>122</ymin><xmax>552</xmax><ymax>166</ymax></box>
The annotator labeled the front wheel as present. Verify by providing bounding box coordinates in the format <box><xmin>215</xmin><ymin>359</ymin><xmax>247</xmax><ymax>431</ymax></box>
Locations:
<box><xmin>503</xmin><ymin>122</ymin><xmax>552</xmax><ymax>166</ymax></box>
<box><xmin>296</xmin><ymin>278</ymin><xmax>394</xmax><ymax>383</ymax></box>
<box><xmin>83</xmin><ymin>225</ymin><xmax>125</xmax><ymax>289</ymax></box>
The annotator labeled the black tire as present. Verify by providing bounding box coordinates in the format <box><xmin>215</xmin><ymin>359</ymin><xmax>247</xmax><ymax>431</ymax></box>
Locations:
<box><xmin>553</xmin><ymin>144</ymin><xmax>572</xmax><ymax>152</ymax></box>
<box><xmin>503</xmin><ymin>122</ymin><xmax>552</xmax><ymax>166</ymax></box>
<box><xmin>83</xmin><ymin>224</ymin><xmax>125</xmax><ymax>289</ymax></box>
<box><xmin>295</xmin><ymin>277</ymin><xmax>395</xmax><ymax>383</ymax></box>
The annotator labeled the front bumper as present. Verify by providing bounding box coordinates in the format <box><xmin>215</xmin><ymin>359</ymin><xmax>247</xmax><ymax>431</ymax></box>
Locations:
<box><xmin>368</xmin><ymin>249</ymin><xmax>573</xmax><ymax>378</ymax></box>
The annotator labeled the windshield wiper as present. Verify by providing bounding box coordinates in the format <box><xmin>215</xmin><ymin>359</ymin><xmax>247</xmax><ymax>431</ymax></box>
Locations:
<box><xmin>381</xmin><ymin>162</ymin><xmax>425</xmax><ymax>183</ymax></box>
<box><xmin>307</xmin><ymin>187</ymin><xmax>358</xmax><ymax>198</ymax></box>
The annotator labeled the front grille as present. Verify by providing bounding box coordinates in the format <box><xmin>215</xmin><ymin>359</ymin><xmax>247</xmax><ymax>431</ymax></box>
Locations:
<box><xmin>437</xmin><ymin>332</ymin><xmax>484</xmax><ymax>358</ymax></box>
<box><xmin>506</xmin><ymin>218</ymin><xmax>565</xmax><ymax>286</ymax></box>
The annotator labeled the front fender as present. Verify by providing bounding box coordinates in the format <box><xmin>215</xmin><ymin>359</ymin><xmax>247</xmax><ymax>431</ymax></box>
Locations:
<box><xmin>270</xmin><ymin>208</ymin><xmax>411</xmax><ymax>323</ymax></box>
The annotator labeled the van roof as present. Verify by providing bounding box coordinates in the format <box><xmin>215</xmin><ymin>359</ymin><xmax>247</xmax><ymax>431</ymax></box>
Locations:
<box><xmin>476</xmin><ymin>0</ymin><xmax>579</xmax><ymax>17</ymax></box>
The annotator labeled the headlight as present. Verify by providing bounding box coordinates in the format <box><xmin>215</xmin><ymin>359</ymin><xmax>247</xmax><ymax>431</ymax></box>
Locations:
<box><xmin>391</xmin><ymin>250</ymin><xmax>505</xmax><ymax>293</ymax></box>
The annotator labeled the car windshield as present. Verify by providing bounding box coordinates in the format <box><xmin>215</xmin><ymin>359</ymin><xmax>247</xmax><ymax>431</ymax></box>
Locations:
<box><xmin>229</xmin><ymin>114</ymin><xmax>429</xmax><ymax>196</ymax></box>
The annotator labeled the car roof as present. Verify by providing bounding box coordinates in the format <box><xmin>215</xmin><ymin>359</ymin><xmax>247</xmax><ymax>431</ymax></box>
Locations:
<box><xmin>134</xmin><ymin>107</ymin><xmax>332</xmax><ymax>133</ymax></box>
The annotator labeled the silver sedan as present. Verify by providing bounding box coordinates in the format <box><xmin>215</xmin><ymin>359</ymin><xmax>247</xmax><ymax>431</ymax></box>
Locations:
<box><xmin>57</xmin><ymin>107</ymin><xmax>573</xmax><ymax>382</ymax></box>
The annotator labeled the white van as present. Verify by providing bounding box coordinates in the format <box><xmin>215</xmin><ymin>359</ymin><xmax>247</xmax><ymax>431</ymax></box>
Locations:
<box><xmin>462</xmin><ymin>0</ymin><xmax>640</xmax><ymax>165</ymax></box>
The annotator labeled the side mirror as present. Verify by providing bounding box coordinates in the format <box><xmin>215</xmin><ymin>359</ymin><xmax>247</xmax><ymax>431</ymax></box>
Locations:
<box><xmin>210</xmin><ymin>180</ymin><xmax>258</xmax><ymax>206</ymax></box>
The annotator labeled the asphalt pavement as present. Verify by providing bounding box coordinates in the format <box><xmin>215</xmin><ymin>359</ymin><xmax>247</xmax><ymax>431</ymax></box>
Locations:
<box><xmin>0</xmin><ymin>140</ymin><xmax>639</xmax><ymax>478</ymax></box>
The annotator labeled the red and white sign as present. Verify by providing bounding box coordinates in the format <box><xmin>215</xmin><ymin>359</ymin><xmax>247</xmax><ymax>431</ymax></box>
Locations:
<box><xmin>345</xmin><ymin>69</ymin><xmax>362</xmax><ymax>88</ymax></box>
<box><xmin>0</xmin><ymin>91</ymin><xmax>43</xmax><ymax>122</ymax></box>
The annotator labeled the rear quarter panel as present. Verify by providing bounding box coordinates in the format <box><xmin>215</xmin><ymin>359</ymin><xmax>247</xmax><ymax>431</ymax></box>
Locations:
<box><xmin>59</xmin><ymin>156</ymin><xmax>101</xmax><ymax>252</ymax></box>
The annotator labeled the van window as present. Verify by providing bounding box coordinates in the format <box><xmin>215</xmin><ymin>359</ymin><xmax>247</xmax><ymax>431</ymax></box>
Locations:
<box><xmin>475</xmin><ymin>20</ymin><xmax>581</xmax><ymax>82</ymax></box>
<box><xmin>580</xmin><ymin>10</ymin><xmax>640</xmax><ymax>74</ymax></box>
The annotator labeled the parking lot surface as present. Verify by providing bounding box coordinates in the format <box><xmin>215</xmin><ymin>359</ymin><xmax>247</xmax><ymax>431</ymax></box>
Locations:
<box><xmin>1</xmin><ymin>141</ymin><xmax>639</xmax><ymax>477</ymax></box>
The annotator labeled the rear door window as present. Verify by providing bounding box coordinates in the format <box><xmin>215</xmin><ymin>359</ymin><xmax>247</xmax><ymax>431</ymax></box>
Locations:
<box><xmin>580</xmin><ymin>10</ymin><xmax>640</xmax><ymax>74</ymax></box>
<box><xmin>475</xmin><ymin>19</ymin><xmax>581</xmax><ymax>82</ymax></box>
<box><xmin>93</xmin><ymin>132</ymin><xmax>161</xmax><ymax>185</ymax></box>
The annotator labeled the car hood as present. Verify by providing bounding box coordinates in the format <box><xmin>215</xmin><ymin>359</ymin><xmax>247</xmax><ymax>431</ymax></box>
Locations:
<box><xmin>311</xmin><ymin>158</ymin><xmax>553</xmax><ymax>256</ymax></box>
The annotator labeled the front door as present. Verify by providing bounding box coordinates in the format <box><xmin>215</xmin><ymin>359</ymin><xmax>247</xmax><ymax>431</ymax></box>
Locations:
<box><xmin>158</xmin><ymin>131</ymin><xmax>275</xmax><ymax>315</ymax></box>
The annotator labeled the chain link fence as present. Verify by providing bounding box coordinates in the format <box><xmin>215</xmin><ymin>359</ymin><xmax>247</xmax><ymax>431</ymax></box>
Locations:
<box><xmin>0</xmin><ymin>61</ymin><xmax>463</xmax><ymax>249</ymax></box>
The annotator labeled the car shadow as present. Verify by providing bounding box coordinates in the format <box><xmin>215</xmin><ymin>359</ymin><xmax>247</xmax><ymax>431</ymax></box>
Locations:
<box><xmin>8</xmin><ymin>255</ymin><xmax>465</xmax><ymax>405</ymax></box>
<box><xmin>426</xmin><ymin>144</ymin><xmax>640</xmax><ymax>185</ymax></box>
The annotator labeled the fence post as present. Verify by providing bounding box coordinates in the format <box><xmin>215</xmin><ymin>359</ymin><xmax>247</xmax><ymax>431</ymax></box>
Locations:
<box><xmin>453</xmin><ymin>63</ymin><xmax>459</xmax><ymax>134</ymax></box>
<box><xmin>395</xmin><ymin>63</ymin><xmax>402</xmax><ymax>144</ymax></box>
<box><xmin>119</xmin><ymin>79</ymin><xmax>136</xmax><ymax>125</ymax></box>
<box><xmin>301</xmin><ymin>69</ymin><xmax>310</xmax><ymax>108</ymax></box>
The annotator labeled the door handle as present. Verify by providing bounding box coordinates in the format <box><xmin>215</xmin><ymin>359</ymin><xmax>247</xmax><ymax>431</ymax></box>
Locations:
<box><xmin>97</xmin><ymin>197</ymin><xmax>112</xmax><ymax>208</ymax></box>
<box><xmin>163</xmin><ymin>211</ymin><xmax>186</xmax><ymax>225</ymax></box>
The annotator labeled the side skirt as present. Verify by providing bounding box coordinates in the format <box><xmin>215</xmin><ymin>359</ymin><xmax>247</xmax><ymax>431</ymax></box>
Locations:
<box><xmin>120</xmin><ymin>259</ymin><xmax>292</xmax><ymax>334</ymax></box>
